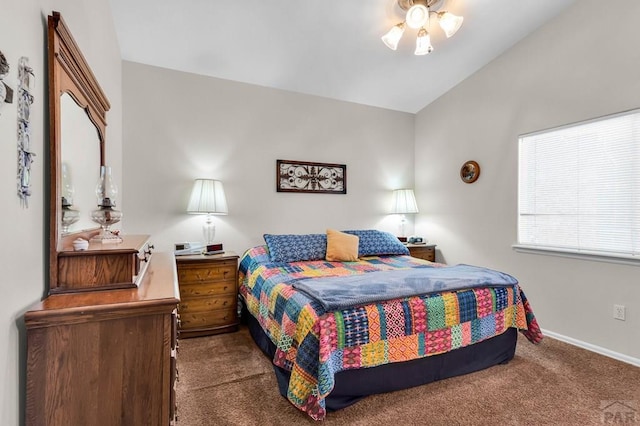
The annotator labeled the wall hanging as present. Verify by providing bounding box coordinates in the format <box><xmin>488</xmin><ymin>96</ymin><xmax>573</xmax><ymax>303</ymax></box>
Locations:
<box><xmin>277</xmin><ymin>159</ymin><xmax>347</xmax><ymax>194</ymax></box>
<box><xmin>0</xmin><ymin>50</ymin><xmax>14</xmax><ymax>114</ymax></box>
<box><xmin>460</xmin><ymin>160</ymin><xmax>480</xmax><ymax>184</ymax></box>
<box><xmin>17</xmin><ymin>56</ymin><xmax>35</xmax><ymax>206</ymax></box>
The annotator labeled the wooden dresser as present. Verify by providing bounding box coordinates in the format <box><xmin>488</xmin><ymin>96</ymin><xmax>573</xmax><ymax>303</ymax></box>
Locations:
<box><xmin>407</xmin><ymin>243</ymin><xmax>437</xmax><ymax>262</ymax></box>
<box><xmin>176</xmin><ymin>252</ymin><xmax>239</xmax><ymax>338</ymax></box>
<box><xmin>25</xmin><ymin>252</ymin><xmax>180</xmax><ymax>426</ymax></box>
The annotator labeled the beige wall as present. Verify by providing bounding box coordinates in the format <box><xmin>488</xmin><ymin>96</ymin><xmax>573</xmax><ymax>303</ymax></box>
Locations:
<box><xmin>415</xmin><ymin>0</ymin><xmax>640</xmax><ymax>361</ymax></box>
<box><xmin>0</xmin><ymin>1</ymin><xmax>122</xmax><ymax>423</ymax></box>
<box><xmin>121</xmin><ymin>62</ymin><xmax>415</xmax><ymax>255</ymax></box>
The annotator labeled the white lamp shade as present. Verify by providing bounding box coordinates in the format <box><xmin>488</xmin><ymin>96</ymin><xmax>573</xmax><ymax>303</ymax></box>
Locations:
<box><xmin>391</xmin><ymin>189</ymin><xmax>419</xmax><ymax>214</ymax></box>
<box><xmin>381</xmin><ymin>23</ymin><xmax>405</xmax><ymax>50</ymax></box>
<box><xmin>414</xmin><ymin>28</ymin><xmax>433</xmax><ymax>55</ymax></box>
<box><xmin>438</xmin><ymin>11</ymin><xmax>464</xmax><ymax>38</ymax></box>
<box><xmin>187</xmin><ymin>179</ymin><xmax>228</xmax><ymax>214</ymax></box>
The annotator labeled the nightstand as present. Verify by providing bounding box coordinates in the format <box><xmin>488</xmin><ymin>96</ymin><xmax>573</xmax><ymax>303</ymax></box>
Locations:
<box><xmin>175</xmin><ymin>252</ymin><xmax>239</xmax><ymax>338</ymax></box>
<box><xmin>406</xmin><ymin>244</ymin><xmax>436</xmax><ymax>262</ymax></box>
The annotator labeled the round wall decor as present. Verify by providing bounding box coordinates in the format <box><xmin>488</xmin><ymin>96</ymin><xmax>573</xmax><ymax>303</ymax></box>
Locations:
<box><xmin>460</xmin><ymin>160</ymin><xmax>480</xmax><ymax>184</ymax></box>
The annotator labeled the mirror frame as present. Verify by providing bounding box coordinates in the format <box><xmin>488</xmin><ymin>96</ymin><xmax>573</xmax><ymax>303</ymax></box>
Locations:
<box><xmin>48</xmin><ymin>11</ymin><xmax>110</xmax><ymax>291</ymax></box>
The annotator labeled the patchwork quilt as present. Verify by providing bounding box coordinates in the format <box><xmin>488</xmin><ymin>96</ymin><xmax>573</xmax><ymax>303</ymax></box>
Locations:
<box><xmin>239</xmin><ymin>245</ymin><xmax>543</xmax><ymax>420</ymax></box>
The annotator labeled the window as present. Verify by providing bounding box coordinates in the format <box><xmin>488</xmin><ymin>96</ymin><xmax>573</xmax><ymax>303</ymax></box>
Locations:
<box><xmin>517</xmin><ymin>109</ymin><xmax>640</xmax><ymax>261</ymax></box>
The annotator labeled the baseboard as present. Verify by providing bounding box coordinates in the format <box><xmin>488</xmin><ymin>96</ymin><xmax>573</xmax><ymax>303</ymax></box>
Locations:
<box><xmin>541</xmin><ymin>328</ymin><xmax>640</xmax><ymax>367</ymax></box>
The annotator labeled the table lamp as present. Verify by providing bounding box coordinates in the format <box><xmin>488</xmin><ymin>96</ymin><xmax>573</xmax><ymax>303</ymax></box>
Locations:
<box><xmin>187</xmin><ymin>179</ymin><xmax>228</xmax><ymax>244</ymax></box>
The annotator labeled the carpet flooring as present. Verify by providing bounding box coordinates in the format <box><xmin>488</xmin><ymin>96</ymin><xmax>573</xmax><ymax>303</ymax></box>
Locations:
<box><xmin>176</xmin><ymin>327</ymin><xmax>640</xmax><ymax>425</ymax></box>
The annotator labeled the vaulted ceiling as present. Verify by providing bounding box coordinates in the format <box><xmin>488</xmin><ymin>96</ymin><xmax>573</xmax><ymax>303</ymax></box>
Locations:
<box><xmin>110</xmin><ymin>0</ymin><xmax>576</xmax><ymax>113</ymax></box>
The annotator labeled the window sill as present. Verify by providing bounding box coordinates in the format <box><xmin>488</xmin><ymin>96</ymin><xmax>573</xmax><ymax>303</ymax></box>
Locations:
<box><xmin>512</xmin><ymin>244</ymin><xmax>640</xmax><ymax>267</ymax></box>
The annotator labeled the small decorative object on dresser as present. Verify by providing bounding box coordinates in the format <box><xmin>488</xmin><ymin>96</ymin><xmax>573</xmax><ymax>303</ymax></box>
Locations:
<box><xmin>176</xmin><ymin>251</ymin><xmax>239</xmax><ymax>338</ymax></box>
<box><xmin>406</xmin><ymin>243</ymin><xmax>436</xmax><ymax>262</ymax></box>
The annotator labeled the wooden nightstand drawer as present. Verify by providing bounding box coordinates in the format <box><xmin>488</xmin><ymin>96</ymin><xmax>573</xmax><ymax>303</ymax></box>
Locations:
<box><xmin>175</xmin><ymin>252</ymin><xmax>239</xmax><ymax>338</ymax></box>
<box><xmin>179</xmin><ymin>294</ymin><xmax>236</xmax><ymax>313</ymax></box>
<box><xmin>177</xmin><ymin>260</ymin><xmax>236</xmax><ymax>284</ymax></box>
<box><xmin>407</xmin><ymin>244</ymin><xmax>436</xmax><ymax>262</ymax></box>
<box><xmin>179</xmin><ymin>307</ymin><xmax>237</xmax><ymax>329</ymax></box>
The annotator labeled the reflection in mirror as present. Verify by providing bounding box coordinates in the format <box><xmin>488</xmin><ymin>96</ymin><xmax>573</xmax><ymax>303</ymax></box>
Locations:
<box><xmin>61</xmin><ymin>163</ymin><xmax>79</xmax><ymax>233</ymax></box>
<box><xmin>60</xmin><ymin>92</ymin><xmax>101</xmax><ymax>233</ymax></box>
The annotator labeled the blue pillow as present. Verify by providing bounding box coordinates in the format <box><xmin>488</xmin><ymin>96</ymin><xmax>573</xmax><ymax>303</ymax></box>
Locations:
<box><xmin>263</xmin><ymin>234</ymin><xmax>327</xmax><ymax>263</ymax></box>
<box><xmin>342</xmin><ymin>229</ymin><xmax>409</xmax><ymax>256</ymax></box>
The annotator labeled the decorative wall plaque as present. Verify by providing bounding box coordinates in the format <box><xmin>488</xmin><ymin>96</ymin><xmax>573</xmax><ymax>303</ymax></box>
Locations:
<box><xmin>460</xmin><ymin>160</ymin><xmax>480</xmax><ymax>184</ymax></box>
<box><xmin>277</xmin><ymin>159</ymin><xmax>346</xmax><ymax>194</ymax></box>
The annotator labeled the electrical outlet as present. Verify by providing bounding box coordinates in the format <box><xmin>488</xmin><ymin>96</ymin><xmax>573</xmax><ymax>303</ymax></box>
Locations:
<box><xmin>613</xmin><ymin>304</ymin><xmax>626</xmax><ymax>321</ymax></box>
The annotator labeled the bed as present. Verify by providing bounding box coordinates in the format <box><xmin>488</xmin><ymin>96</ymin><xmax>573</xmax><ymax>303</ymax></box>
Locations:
<box><xmin>238</xmin><ymin>230</ymin><xmax>542</xmax><ymax>420</ymax></box>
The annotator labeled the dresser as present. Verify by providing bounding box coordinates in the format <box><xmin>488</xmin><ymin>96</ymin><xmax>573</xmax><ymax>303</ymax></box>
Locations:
<box><xmin>407</xmin><ymin>243</ymin><xmax>437</xmax><ymax>262</ymax></box>
<box><xmin>176</xmin><ymin>252</ymin><xmax>239</xmax><ymax>338</ymax></box>
<box><xmin>25</xmin><ymin>252</ymin><xmax>180</xmax><ymax>426</ymax></box>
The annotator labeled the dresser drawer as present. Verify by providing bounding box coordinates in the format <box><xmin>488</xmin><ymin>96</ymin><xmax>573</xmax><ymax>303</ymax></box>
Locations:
<box><xmin>179</xmin><ymin>294</ymin><xmax>236</xmax><ymax>313</ymax></box>
<box><xmin>177</xmin><ymin>260</ymin><xmax>236</xmax><ymax>284</ymax></box>
<box><xmin>179</xmin><ymin>307</ymin><xmax>236</xmax><ymax>329</ymax></box>
<box><xmin>179</xmin><ymin>281</ymin><xmax>236</xmax><ymax>298</ymax></box>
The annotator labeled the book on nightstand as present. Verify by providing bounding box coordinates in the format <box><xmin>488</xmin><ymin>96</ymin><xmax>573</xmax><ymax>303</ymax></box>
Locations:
<box><xmin>174</xmin><ymin>242</ymin><xmax>205</xmax><ymax>256</ymax></box>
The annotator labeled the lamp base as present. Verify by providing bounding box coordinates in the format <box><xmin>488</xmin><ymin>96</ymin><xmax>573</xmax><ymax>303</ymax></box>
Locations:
<box><xmin>203</xmin><ymin>214</ymin><xmax>216</xmax><ymax>245</ymax></box>
<box><xmin>90</xmin><ymin>232</ymin><xmax>123</xmax><ymax>244</ymax></box>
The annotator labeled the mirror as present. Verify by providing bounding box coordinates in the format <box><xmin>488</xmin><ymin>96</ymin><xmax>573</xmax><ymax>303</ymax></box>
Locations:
<box><xmin>48</xmin><ymin>11</ymin><xmax>110</xmax><ymax>292</ymax></box>
<box><xmin>60</xmin><ymin>93</ymin><xmax>101</xmax><ymax>233</ymax></box>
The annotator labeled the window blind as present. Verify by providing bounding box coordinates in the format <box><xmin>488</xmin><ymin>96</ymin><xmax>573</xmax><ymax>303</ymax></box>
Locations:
<box><xmin>518</xmin><ymin>109</ymin><xmax>640</xmax><ymax>259</ymax></box>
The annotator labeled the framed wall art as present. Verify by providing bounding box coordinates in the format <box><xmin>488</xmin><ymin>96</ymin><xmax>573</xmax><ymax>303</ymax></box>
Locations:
<box><xmin>460</xmin><ymin>160</ymin><xmax>480</xmax><ymax>184</ymax></box>
<box><xmin>276</xmin><ymin>159</ymin><xmax>347</xmax><ymax>194</ymax></box>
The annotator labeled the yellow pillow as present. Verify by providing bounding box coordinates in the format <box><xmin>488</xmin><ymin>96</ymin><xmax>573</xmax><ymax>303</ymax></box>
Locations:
<box><xmin>326</xmin><ymin>229</ymin><xmax>359</xmax><ymax>262</ymax></box>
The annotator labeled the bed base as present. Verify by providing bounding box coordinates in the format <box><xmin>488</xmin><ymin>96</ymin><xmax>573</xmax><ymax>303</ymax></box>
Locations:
<box><xmin>246</xmin><ymin>312</ymin><xmax>517</xmax><ymax>411</ymax></box>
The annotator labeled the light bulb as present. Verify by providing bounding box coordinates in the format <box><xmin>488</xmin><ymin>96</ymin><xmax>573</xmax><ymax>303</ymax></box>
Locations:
<box><xmin>415</xmin><ymin>28</ymin><xmax>433</xmax><ymax>55</ymax></box>
<box><xmin>406</xmin><ymin>4</ymin><xmax>429</xmax><ymax>29</ymax></box>
<box><xmin>381</xmin><ymin>23</ymin><xmax>406</xmax><ymax>50</ymax></box>
<box><xmin>438</xmin><ymin>11</ymin><xmax>464</xmax><ymax>38</ymax></box>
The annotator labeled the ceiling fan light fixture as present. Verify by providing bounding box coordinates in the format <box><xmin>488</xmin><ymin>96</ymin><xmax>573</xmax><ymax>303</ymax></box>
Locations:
<box><xmin>438</xmin><ymin>11</ymin><xmax>464</xmax><ymax>38</ymax></box>
<box><xmin>405</xmin><ymin>4</ymin><xmax>429</xmax><ymax>29</ymax></box>
<box><xmin>382</xmin><ymin>0</ymin><xmax>464</xmax><ymax>54</ymax></box>
<box><xmin>414</xmin><ymin>28</ymin><xmax>433</xmax><ymax>55</ymax></box>
<box><xmin>381</xmin><ymin>22</ymin><xmax>406</xmax><ymax>50</ymax></box>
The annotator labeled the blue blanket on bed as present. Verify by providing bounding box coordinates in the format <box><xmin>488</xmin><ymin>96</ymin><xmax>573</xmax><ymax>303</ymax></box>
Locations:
<box><xmin>291</xmin><ymin>264</ymin><xmax>518</xmax><ymax>311</ymax></box>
